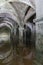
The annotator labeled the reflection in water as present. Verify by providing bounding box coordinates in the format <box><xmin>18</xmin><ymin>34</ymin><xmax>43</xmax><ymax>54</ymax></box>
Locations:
<box><xmin>0</xmin><ymin>25</ymin><xmax>35</xmax><ymax>65</ymax></box>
